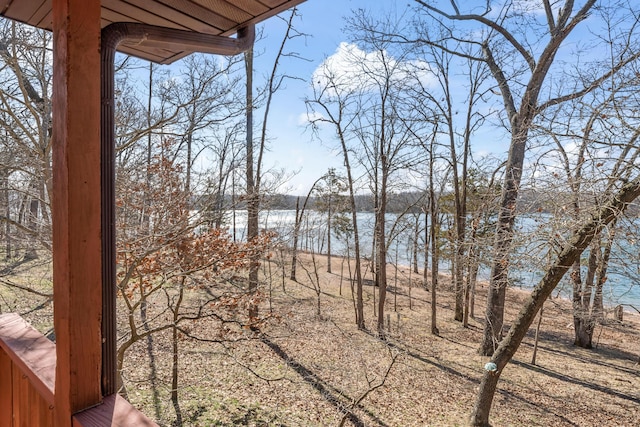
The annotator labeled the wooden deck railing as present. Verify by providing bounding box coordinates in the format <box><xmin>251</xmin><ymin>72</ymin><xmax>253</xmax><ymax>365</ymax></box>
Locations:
<box><xmin>0</xmin><ymin>313</ymin><xmax>157</xmax><ymax>427</ymax></box>
<box><xmin>0</xmin><ymin>313</ymin><xmax>55</xmax><ymax>426</ymax></box>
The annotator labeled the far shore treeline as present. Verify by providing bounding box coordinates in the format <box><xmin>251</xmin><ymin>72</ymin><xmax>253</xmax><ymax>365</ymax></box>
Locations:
<box><xmin>195</xmin><ymin>189</ymin><xmax>640</xmax><ymax>216</ymax></box>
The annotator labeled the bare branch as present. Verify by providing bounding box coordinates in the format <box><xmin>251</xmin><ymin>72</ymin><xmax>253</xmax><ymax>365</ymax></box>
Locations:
<box><xmin>542</xmin><ymin>0</ymin><xmax>556</xmax><ymax>33</ymax></box>
<box><xmin>0</xmin><ymin>278</ymin><xmax>52</xmax><ymax>298</ymax></box>
<box><xmin>338</xmin><ymin>348</ymin><xmax>400</xmax><ymax>427</ymax></box>
<box><xmin>413</xmin><ymin>0</ymin><xmax>536</xmax><ymax>70</ymax></box>
<box><xmin>539</xmin><ymin>51</ymin><xmax>640</xmax><ymax>111</ymax></box>
<box><xmin>481</xmin><ymin>42</ymin><xmax>517</xmax><ymax>122</ymax></box>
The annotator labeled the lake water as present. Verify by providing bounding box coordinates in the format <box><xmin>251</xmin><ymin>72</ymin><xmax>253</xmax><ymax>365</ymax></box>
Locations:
<box><xmin>221</xmin><ymin>209</ymin><xmax>640</xmax><ymax>309</ymax></box>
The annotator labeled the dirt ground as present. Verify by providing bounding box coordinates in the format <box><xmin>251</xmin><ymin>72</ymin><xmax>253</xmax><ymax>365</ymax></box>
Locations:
<box><xmin>116</xmin><ymin>252</ymin><xmax>640</xmax><ymax>427</ymax></box>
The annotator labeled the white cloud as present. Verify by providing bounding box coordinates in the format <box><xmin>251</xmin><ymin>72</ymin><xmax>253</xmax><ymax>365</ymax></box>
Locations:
<box><xmin>511</xmin><ymin>0</ymin><xmax>546</xmax><ymax>16</ymax></box>
<box><xmin>486</xmin><ymin>0</ymin><xmax>546</xmax><ymax>19</ymax></box>
<box><xmin>311</xmin><ymin>42</ymin><xmax>435</xmax><ymax>97</ymax></box>
<box><xmin>299</xmin><ymin>110</ymin><xmax>325</xmax><ymax>126</ymax></box>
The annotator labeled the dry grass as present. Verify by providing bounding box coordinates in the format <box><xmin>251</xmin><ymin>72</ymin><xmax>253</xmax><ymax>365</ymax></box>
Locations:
<box><xmin>120</xmin><ymin>252</ymin><xmax>640</xmax><ymax>427</ymax></box>
<box><xmin>0</xmin><ymin>254</ymin><xmax>54</xmax><ymax>333</ymax></box>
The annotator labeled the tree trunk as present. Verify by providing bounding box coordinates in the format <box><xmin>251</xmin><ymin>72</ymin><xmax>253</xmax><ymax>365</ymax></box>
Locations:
<box><xmin>340</xmin><ymin>251</ymin><xmax>345</xmax><ymax>296</ymax></box>
<box><xmin>531</xmin><ymin>303</ymin><xmax>544</xmax><ymax>365</ymax></box>
<box><xmin>573</xmin><ymin>240</ymin><xmax>598</xmax><ymax>348</ymax></box>
<box><xmin>291</xmin><ymin>178</ymin><xmax>322</xmax><ymax>282</ymax></box>
<box><xmin>1</xmin><ymin>168</ymin><xmax>10</xmax><ymax>259</ymax></box>
<box><xmin>141</xmin><ymin>292</ymin><xmax>161</xmax><ymax>420</ymax></box>
<box><xmin>593</xmin><ymin>223</ymin><xmax>615</xmax><ymax>321</ymax></box>
<box><xmin>394</xmin><ymin>245</ymin><xmax>399</xmax><ymax>312</ymax></box>
<box><xmin>290</xmin><ymin>197</ymin><xmax>301</xmax><ymax>281</ymax></box>
<box><xmin>449</xmin><ymin>138</ymin><xmax>466</xmax><ymax>323</ymax></box>
<box><xmin>429</xmin><ymin>153</ymin><xmax>439</xmax><ymax>336</ymax></box>
<box><xmin>23</xmin><ymin>179</ymin><xmax>40</xmax><ymax>261</ymax></box>
<box><xmin>423</xmin><ymin>204</ymin><xmax>429</xmax><ymax>284</ymax></box>
<box><xmin>466</xmin><ymin>222</ymin><xmax>480</xmax><ymax>321</ymax></box>
<box><xmin>430</xmin><ymin>212</ymin><xmax>439</xmax><ymax>336</ymax></box>
<box><xmin>413</xmin><ymin>214</ymin><xmax>420</xmax><ymax>274</ymax></box>
<box><xmin>245</xmin><ymin>47</ymin><xmax>259</xmax><ymax>324</ymax></box>
<box><xmin>377</xmin><ymin>158</ymin><xmax>389</xmax><ymax>336</ymax></box>
<box><xmin>480</xmin><ymin>129</ymin><xmax>526</xmax><ymax>355</ymax></box>
<box><xmin>574</xmin><ymin>320</ymin><xmax>594</xmax><ymax>349</ymax></box>
<box><xmin>171</xmin><ymin>322</ymin><xmax>182</xmax><ymax>427</ymax></box>
<box><xmin>463</xmin><ymin>272</ymin><xmax>471</xmax><ymax>327</ymax></box>
<box><xmin>326</xmin><ymin>198</ymin><xmax>332</xmax><ymax>274</ymax></box>
<box><xmin>469</xmin><ymin>254</ymin><xmax>480</xmax><ymax>320</ymax></box>
<box><xmin>477</xmin><ymin>8</ymin><xmax>577</xmax><ymax>353</ymax></box>
<box><xmin>171</xmin><ymin>280</ymin><xmax>185</xmax><ymax>427</ymax></box>
<box><xmin>454</xmin><ymin>236</ymin><xmax>465</xmax><ymax>322</ymax></box>
<box><xmin>340</xmin><ymin>137</ymin><xmax>364</xmax><ymax>329</ymax></box>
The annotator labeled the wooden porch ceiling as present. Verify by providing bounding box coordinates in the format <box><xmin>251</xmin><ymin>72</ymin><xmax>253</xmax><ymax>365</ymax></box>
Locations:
<box><xmin>0</xmin><ymin>0</ymin><xmax>306</xmax><ymax>64</ymax></box>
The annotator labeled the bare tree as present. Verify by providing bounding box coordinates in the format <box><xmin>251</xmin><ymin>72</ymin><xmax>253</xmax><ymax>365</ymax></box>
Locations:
<box><xmin>306</xmin><ymin>65</ymin><xmax>366</xmax><ymax>329</ymax></box>
<box><xmin>470</xmin><ymin>175</ymin><xmax>640</xmax><ymax>426</ymax></box>
<box><xmin>345</xmin><ymin>12</ymin><xmax>428</xmax><ymax>335</ymax></box>
<box><xmin>290</xmin><ymin>175</ymin><xmax>322</xmax><ymax>282</ymax></box>
<box><xmin>469</xmin><ymin>2</ymin><xmax>640</xmax><ymax>417</ymax></box>
<box><xmin>0</xmin><ymin>20</ymin><xmax>53</xmax><ymax>266</ymax></box>
<box><xmin>427</xmin><ymin>133</ymin><xmax>441</xmax><ymax>336</ymax></box>
<box><xmin>535</xmin><ymin>63</ymin><xmax>640</xmax><ymax>348</ymax></box>
<box><xmin>202</xmin><ymin>122</ymin><xmax>244</xmax><ymax>228</ymax></box>
<box><xmin>314</xmin><ymin>168</ymin><xmax>348</xmax><ymax>274</ymax></box>
<box><xmin>167</xmin><ymin>54</ymin><xmax>244</xmax><ymax>199</ymax></box>
<box><xmin>409</xmin><ymin>34</ymin><xmax>492</xmax><ymax>324</ymax></box>
<box><xmin>409</xmin><ymin>0</ymin><xmax>640</xmax><ymax>355</ymax></box>
<box><xmin>245</xmin><ymin>8</ymin><xmax>305</xmax><ymax>325</ymax></box>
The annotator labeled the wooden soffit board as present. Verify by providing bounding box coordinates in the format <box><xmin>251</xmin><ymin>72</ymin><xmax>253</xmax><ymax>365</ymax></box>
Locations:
<box><xmin>0</xmin><ymin>0</ymin><xmax>306</xmax><ymax>63</ymax></box>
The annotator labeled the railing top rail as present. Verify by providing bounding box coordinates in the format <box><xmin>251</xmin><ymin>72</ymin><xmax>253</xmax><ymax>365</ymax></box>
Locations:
<box><xmin>0</xmin><ymin>312</ymin><xmax>56</xmax><ymax>405</ymax></box>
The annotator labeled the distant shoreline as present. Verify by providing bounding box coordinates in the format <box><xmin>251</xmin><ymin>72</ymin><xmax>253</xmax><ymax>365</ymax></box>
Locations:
<box><xmin>289</xmin><ymin>250</ymin><xmax>640</xmax><ymax>317</ymax></box>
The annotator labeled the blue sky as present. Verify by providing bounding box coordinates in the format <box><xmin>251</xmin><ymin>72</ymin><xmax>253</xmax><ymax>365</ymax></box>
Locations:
<box><xmin>243</xmin><ymin>1</ymin><xmax>613</xmax><ymax>196</ymax></box>
<box><xmin>252</xmin><ymin>1</ymin><xmax>511</xmax><ymax>196</ymax></box>
<box><xmin>254</xmin><ymin>0</ymin><xmax>387</xmax><ymax>196</ymax></box>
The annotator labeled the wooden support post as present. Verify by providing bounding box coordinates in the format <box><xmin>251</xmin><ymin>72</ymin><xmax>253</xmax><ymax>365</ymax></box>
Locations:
<box><xmin>52</xmin><ymin>0</ymin><xmax>103</xmax><ymax>424</ymax></box>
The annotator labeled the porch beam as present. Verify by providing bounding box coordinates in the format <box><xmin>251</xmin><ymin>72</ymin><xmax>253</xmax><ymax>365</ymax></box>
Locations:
<box><xmin>52</xmin><ymin>0</ymin><xmax>103</xmax><ymax>423</ymax></box>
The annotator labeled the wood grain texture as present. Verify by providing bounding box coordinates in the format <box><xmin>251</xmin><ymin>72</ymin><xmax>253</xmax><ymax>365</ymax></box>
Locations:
<box><xmin>0</xmin><ymin>0</ymin><xmax>307</xmax><ymax>63</ymax></box>
<box><xmin>0</xmin><ymin>349</ymin><xmax>12</xmax><ymax>427</ymax></box>
<box><xmin>52</xmin><ymin>1</ymin><xmax>103</xmax><ymax>422</ymax></box>
<box><xmin>0</xmin><ymin>313</ymin><xmax>55</xmax><ymax>404</ymax></box>
<box><xmin>73</xmin><ymin>394</ymin><xmax>158</xmax><ymax>427</ymax></box>
<box><xmin>0</xmin><ymin>313</ymin><xmax>56</xmax><ymax>426</ymax></box>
